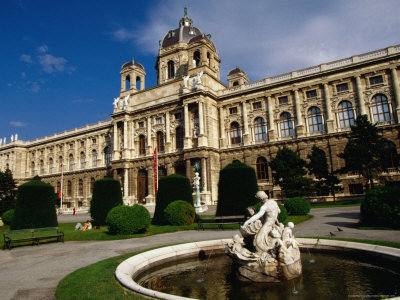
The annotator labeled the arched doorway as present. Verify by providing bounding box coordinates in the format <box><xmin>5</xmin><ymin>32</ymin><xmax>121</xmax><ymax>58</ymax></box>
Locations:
<box><xmin>137</xmin><ymin>169</ymin><xmax>148</xmax><ymax>204</ymax></box>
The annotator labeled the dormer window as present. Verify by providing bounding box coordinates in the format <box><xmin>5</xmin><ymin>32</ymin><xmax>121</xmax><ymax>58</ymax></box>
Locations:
<box><xmin>167</xmin><ymin>30</ymin><xmax>175</xmax><ymax>38</ymax></box>
<box><xmin>189</xmin><ymin>27</ymin><xmax>195</xmax><ymax>35</ymax></box>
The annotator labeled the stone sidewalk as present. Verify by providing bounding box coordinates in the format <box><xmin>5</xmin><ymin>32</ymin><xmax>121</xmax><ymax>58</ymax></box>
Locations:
<box><xmin>1</xmin><ymin>206</ymin><xmax>399</xmax><ymax>300</ymax></box>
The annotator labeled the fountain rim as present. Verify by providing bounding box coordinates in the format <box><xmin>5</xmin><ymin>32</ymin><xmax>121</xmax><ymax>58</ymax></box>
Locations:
<box><xmin>115</xmin><ymin>238</ymin><xmax>400</xmax><ymax>300</ymax></box>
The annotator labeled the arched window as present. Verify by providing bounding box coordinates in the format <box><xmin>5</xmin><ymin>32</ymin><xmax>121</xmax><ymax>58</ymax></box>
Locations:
<box><xmin>90</xmin><ymin>177</ymin><xmax>95</xmax><ymax>194</ymax></box>
<box><xmin>78</xmin><ymin>179</ymin><xmax>83</xmax><ymax>196</ymax></box>
<box><xmin>193</xmin><ymin>50</ymin><xmax>201</xmax><ymax>67</ymax></box>
<box><xmin>139</xmin><ymin>135</ymin><xmax>146</xmax><ymax>156</ymax></box>
<box><xmin>92</xmin><ymin>150</ymin><xmax>97</xmax><ymax>167</ymax></box>
<box><xmin>279</xmin><ymin>112</ymin><xmax>294</xmax><ymax>137</ymax></box>
<box><xmin>233</xmin><ymin>81</ymin><xmax>239</xmax><ymax>87</ymax></box>
<box><xmin>371</xmin><ymin>94</ymin><xmax>391</xmax><ymax>123</ymax></box>
<box><xmin>31</xmin><ymin>161</ymin><xmax>35</xmax><ymax>176</ymax></box>
<box><xmin>254</xmin><ymin>117</ymin><xmax>267</xmax><ymax>141</ymax></box>
<box><xmin>157</xmin><ymin>131</ymin><xmax>165</xmax><ymax>153</ymax></box>
<box><xmin>125</xmin><ymin>75</ymin><xmax>130</xmax><ymax>90</ymax></box>
<box><xmin>40</xmin><ymin>160</ymin><xmax>44</xmax><ymax>174</ymax></box>
<box><xmin>383</xmin><ymin>141</ymin><xmax>399</xmax><ymax>169</ymax></box>
<box><xmin>67</xmin><ymin>180</ymin><xmax>72</xmax><ymax>197</ymax></box>
<box><xmin>69</xmin><ymin>154</ymin><xmax>74</xmax><ymax>171</ymax></box>
<box><xmin>104</xmin><ymin>147</ymin><xmax>111</xmax><ymax>167</ymax></box>
<box><xmin>256</xmin><ymin>157</ymin><xmax>268</xmax><ymax>179</ymax></box>
<box><xmin>80</xmin><ymin>152</ymin><xmax>85</xmax><ymax>169</ymax></box>
<box><xmin>338</xmin><ymin>101</ymin><xmax>355</xmax><ymax>129</ymax></box>
<box><xmin>230</xmin><ymin>122</ymin><xmax>242</xmax><ymax>145</ymax></box>
<box><xmin>136</xmin><ymin>76</ymin><xmax>141</xmax><ymax>90</ymax></box>
<box><xmin>308</xmin><ymin>106</ymin><xmax>324</xmax><ymax>133</ymax></box>
<box><xmin>176</xmin><ymin>127</ymin><xmax>184</xmax><ymax>150</ymax></box>
<box><xmin>49</xmin><ymin>157</ymin><xmax>54</xmax><ymax>174</ymax></box>
<box><xmin>167</xmin><ymin>60</ymin><xmax>175</xmax><ymax>79</ymax></box>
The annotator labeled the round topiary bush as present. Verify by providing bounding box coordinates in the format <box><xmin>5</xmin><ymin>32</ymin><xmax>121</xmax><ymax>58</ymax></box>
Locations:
<box><xmin>361</xmin><ymin>186</ymin><xmax>400</xmax><ymax>228</ymax></box>
<box><xmin>12</xmin><ymin>180</ymin><xmax>58</xmax><ymax>229</ymax></box>
<box><xmin>164</xmin><ymin>200</ymin><xmax>195</xmax><ymax>226</ymax></box>
<box><xmin>90</xmin><ymin>178</ymin><xmax>123</xmax><ymax>225</ymax></box>
<box><xmin>153</xmin><ymin>174</ymin><xmax>193</xmax><ymax>225</ymax></box>
<box><xmin>253</xmin><ymin>201</ymin><xmax>288</xmax><ymax>223</ymax></box>
<box><xmin>284</xmin><ymin>197</ymin><xmax>310</xmax><ymax>216</ymax></box>
<box><xmin>1</xmin><ymin>209</ymin><xmax>15</xmax><ymax>226</ymax></box>
<box><xmin>106</xmin><ymin>205</ymin><xmax>151</xmax><ymax>235</ymax></box>
<box><xmin>216</xmin><ymin>161</ymin><xmax>259</xmax><ymax>216</ymax></box>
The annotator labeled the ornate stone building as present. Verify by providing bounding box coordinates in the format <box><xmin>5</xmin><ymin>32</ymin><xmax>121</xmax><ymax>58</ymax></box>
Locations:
<box><xmin>1</xmin><ymin>10</ymin><xmax>400</xmax><ymax>210</ymax></box>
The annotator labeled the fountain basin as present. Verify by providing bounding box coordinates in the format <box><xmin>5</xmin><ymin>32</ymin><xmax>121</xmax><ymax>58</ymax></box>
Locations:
<box><xmin>115</xmin><ymin>238</ymin><xmax>400</xmax><ymax>300</ymax></box>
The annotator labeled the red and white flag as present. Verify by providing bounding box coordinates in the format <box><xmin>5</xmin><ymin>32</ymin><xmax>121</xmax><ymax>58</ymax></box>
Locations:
<box><xmin>153</xmin><ymin>147</ymin><xmax>158</xmax><ymax>195</ymax></box>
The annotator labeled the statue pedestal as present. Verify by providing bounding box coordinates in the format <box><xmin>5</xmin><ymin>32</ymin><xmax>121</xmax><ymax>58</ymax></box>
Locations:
<box><xmin>195</xmin><ymin>204</ymin><xmax>208</xmax><ymax>213</ymax></box>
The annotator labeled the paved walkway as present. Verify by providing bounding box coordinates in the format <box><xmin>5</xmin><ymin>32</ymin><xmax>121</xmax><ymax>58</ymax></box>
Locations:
<box><xmin>1</xmin><ymin>206</ymin><xmax>399</xmax><ymax>300</ymax></box>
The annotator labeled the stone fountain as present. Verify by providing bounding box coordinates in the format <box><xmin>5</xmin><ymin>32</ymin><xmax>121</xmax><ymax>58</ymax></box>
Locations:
<box><xmin>226</xmin><ymin>191</ymin><xmax>302</xmax><ymax>282</ymax></box>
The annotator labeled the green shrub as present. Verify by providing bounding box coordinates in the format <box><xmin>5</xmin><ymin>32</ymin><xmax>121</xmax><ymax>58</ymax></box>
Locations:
<box><xmin>153</xmin><ymin>174</ymin><xmax>193</xmax><ymax>225</ymax></box>
<box><xmin>284</xmin><ymin>197</ymin><xmax>310</xmax><ymax>216</ymax></box>
<box><xmin>164</xmin><ymin>200</ymin><xmax>195</xmax><ymax>226</ymax></box>
<box><xmin>106</xmin><ymin>205</ymin><xmax>151</xmax><ymax>235</ymax></box>
<box><xmin>361</xmin><ymin>186</ymin><xmax>400</xmax><ymax>228</ymax></box>
<box><xmin>90</xmin><ymin>178</ymin><xmax>123</xmax><ymax>225</ymax></box>
<box><xmin>11</xmin><ymin>180</ymin><xmax>57</xmax><ymax>229</ymax></box>
<box><xmin>253</xmin><ymin>201</ymin><xmax>288</xmax><ymax>223</ymax></box>
<box><xmin>1</xmin><ymin>209</ymin><xmax>15</xmax><ymax>225</ymax></box>
<box><xmin>216</xmin><ymin>161</ymin><xmax>258</xmax><ymax>216</ymax></box>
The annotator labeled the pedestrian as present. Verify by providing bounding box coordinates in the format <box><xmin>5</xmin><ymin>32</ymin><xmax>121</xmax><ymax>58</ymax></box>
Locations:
<box><xmin>73</xmin><ymin>207</ymin><xmax>76</xmax><ymax>215</ymax></box>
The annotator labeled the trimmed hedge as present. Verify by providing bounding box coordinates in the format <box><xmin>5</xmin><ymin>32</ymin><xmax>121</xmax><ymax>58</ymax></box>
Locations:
<box><xmin>164</xmin><ymin>200</ymin><xmax>195</xmax><ymax>226</ymax></box>
<box><xmin>153</xmin><ymin>174</ymin><xmax>193</xmax><ymax>225</ymax></box>
<box><xmin>361</xmin><ymin>186</ymin><xmax>400</xmax><ymax>228</ymax></box>
<box><xmin>1</xmin><ymin>209</ymin><xmax>15</xmax><ymax>225</ymax></box>
<box><xmin>216</xmin><ymin>162</ymin><xmax>258</xmax><ymax>216</ymax></box>
<box><xmin>12</xmin><ymin>180</ymin><xmax>58</xmax><ymax>229</ymax></box>
<box><xmin>90</xmin><ymin>178</ymin><xmax>123</xmax><ymax>225</ymax></box>
<box><xmin>106</xmin><ymin>205</ymin><xmax>151</xmax><ymax>235</ymax></box>
<box><xmin>254</xmin><ymin>202</ymin><xmax>288</xmax><ymax>223</ymax></box>
<box><xmin>284</xmin><ymin>197</ymin><xmax>311</xmax><ymax>216</ymax></box>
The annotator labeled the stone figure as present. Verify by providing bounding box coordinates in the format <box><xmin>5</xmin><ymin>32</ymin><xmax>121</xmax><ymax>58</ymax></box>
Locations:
<box><xmin>15</xmin><ymin>134</ymin><xmax>18</xmax><ymax>141</ymax></box>
<box><xmin>113</xmin><ymin>97</ymin><xmax>120</xmax><ymax>109</ymax></box>
<box><xmin>3</xmin><ymin>137</ymin><xmax>6</xmax><ymax>144</ymax></box>
<box><xmin>11</xmin><ymin>135</ymin><xmax>14</xmax><ymax>142</ymax></box>
<box><xmin>122</xmin><ymin>95</ymin><xmax>129</xmax><ymax>109</ymax></box>
<box><xmin>191</xmin><ymin>71</ymin><xmax>203</xmax><ymax>88</ymax></box>
<box><xmin>0</xmin><ymin>138</ymin><xmax>2</xmax><ymax>145</ymax></box>
<box><xmin>226</xmin><ymin>191</ymin><xmax>302</xmax><ymax>282</ymax></box>
<box><xmin>183</xmin><ymin>75</ymin><xmax>190</xmax><ymax>88</ymax></box>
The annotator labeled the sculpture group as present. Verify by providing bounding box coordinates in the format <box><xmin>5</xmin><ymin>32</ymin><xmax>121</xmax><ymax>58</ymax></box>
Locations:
<box><xmin>226</xmin><ymin>191</ymin><xmax>302</xmax><ymax>282</ymax></box>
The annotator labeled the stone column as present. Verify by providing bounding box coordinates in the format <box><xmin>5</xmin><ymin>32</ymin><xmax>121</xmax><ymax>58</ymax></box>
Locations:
<box><xmin>198</xmin><ymin>101</ymin><xmax>207</xmax><ymax>147</ymax></box>
<box><xmin>184</xmin><ymin>104</ymin><xmax>191</xmax><ymax>148</ymax></box>
<box><xmin>165</xmin><ymin>111</ymin><xmax>171</xmax><ymax>152</ymax></box>
<box><xmin>113</xmin><ymin>122</ymin><xmax>118</xmax><ymax>151</ymax></box>
<box><xmin>219</xmin><ymin>107</ymin><xmax>226</xmax><ymax>147</ymax></box>
<box><xmin>147</xmin><ymin>117</ymin><xmax>152</xmax><ymax>153</ymax></box>
<box><xmin>323</xmin><ymin>83</ymin><xmax>334</xmax><ymax>133</ymax></box>
<box><xmin>242</xmin><ymin>101</ymin><xmax>250</xmax><ymax>145</ymax></box>
<box><xmin>391</xmin><ymin>68</ymin><xmax>400</xmax><ymax>122</ymax></box>
<box><xmin>267</xmin><ymin>96</ymin><xmax>275</xmax><ymax>141</ymax></box>
<box><xmin>294</xmin><ymin>90</ymin><xmax>305</xmax><ymax>137</ymax></box>
<box><xmin>201</xmin><ymin>157</ymin><xmax>207</xmax><ymax>191</ymax></box>
<box><xmin>201</xmin><ymin>47</ymin><xmax>208</xmax><ymax>66</ymax></box>
<box><xmin>140</xmin><ymin>76</ymin><xmax>145</xmax><ymax>90</ymax></box>
<box><xmin>355</xmin><ymin>75</ymin><xmax>366</xmax><ymax>115</ymax></box>
<box><xmin>85</xmin><ymin>138</ymin><xmax>90</xmax><ymax>168</ymax></box>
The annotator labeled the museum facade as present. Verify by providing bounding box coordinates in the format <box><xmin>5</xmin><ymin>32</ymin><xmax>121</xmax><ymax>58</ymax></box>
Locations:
<box><xmin>1</xmin><ymin>11</ymin><xmax>400</xmax><ymax>210</ymax></box>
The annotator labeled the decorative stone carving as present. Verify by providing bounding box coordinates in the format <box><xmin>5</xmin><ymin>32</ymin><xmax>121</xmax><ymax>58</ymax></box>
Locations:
<box><xmin>226</xmin><ymin>191</ymin><xmax>302</xmax><ymax>282</ymax></box>
<box><xmin>113</xmin><ymin>97</ymin><xmax>120</xmax><ymax>109</ymax></box>
<box><xmin>191</xmin><ymin>71</ymin><xmax>203</xmax><ymax>89</ymax></box>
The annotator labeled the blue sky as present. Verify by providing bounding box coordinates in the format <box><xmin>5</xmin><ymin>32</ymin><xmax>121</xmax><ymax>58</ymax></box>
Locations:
<box><xmin>1</xmin><ymin>0</ymin><xmax>399</xmax><ymax>141</ymax></box>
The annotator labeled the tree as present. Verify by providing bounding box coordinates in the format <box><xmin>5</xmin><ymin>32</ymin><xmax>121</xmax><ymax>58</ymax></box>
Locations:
<box><xmin>0</xmin><ymin>168</ymin><xmax>17</xmax><ymax>215</ymax></box>
<box><xmin>338</xmin><ymin>115</ymin><xmax>388</xmax><ymax>191</ymax></box>
<box><xmin>269</xmin><ymin>147</ymin><xmax>314</xmax><ymax>198</ymax></box>
<box><xmin>307</xmin><ymin>145</ymin><xmax>342</xmax><ymax>201</ymax></box>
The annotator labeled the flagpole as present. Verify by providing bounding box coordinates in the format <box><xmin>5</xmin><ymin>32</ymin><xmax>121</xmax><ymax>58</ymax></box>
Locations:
<box><xmin>60</xmin><ymin>163</ymin><xmax>64</xmax><ymax>214</ymax></box>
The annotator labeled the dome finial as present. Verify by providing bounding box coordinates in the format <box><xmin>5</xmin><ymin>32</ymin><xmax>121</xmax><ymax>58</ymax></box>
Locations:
<box><xmin>179</xmin><ymin>5</ymin><xmax>192</xmax><ymax>27</ymax></box>
<box><xmin>184</xmin><ymin>5</ymin><xmax>187</xmax><ymax>16</ymax></box>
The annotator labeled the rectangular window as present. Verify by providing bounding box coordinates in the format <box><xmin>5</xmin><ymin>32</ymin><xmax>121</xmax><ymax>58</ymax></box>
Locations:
<box><xmin>92</xmin><ymin>138</ymin><xmax>96</xmax><ymax>144</ymax></box>
<box><xmin>80</xmin><ymin>141</ymin><xmax>84</xmax><ymax>147</ymax></box>
<box><xmin>336</xmin><ymin>83</ymin><xmax>349</xmax><ymax>93</ymax></box>
<box><xmin>252</xmin><ymin>102</ymin><xmax>262</xmax><ymax>110</ymax></box>
<box><xmin>156</xmin><ymin>117</ymin><xmax>163</xmax><ymax>124</ymax></box>
<box><xmin>349</xmin><ymin>183</ymin><xmax>363</xmax><ymax>195</ymax></box>
<box><xmin>138</xmin><ymin>122</ymin><xmax>144</xmax><ymax>128</ymax></box>
<box><xmin>229</xmin><ymin>107</ymin><xmax>238</xmax><ymax>114</ymax></box>
<box><xmin>174</xmin><ymin>112</ymin><xmax>182</xmax><ymax>120</ymax></box>
<box><xmin>306</xmin><ymin>90</ymin><xmax>317</xmax><ymax>99</ymax></box>
<box><xmin>278</xmin><ymin>96</ymin><xmax>289</xmax><ymax>105</ymax></box>
<box><xmin>369</xmin><ymin>75</ymin><xmax>383</xmax><ymax>86</ymax></box>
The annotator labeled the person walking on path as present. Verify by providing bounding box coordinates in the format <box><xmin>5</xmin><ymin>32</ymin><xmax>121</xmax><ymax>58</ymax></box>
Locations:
<box><xmin>73</xmin><ymin>207</ymin><xmax>76</xmax><ymax>215</ymax></box>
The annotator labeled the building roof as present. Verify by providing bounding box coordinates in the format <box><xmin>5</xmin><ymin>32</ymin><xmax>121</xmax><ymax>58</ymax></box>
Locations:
<box><xmin>228</xmin><ymin>67</ymin><xmax>245</xmax><ymax>76</ymax></box>
<box><xmin>121</xmin><ymin>60</ymin><xmax>145</xmax><ymax>71</ymax></box>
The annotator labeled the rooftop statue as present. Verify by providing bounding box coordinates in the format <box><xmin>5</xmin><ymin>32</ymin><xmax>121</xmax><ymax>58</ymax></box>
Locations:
<box><xmin>226</xmin><ymin>191</ymin><xmax>302</xmax><ymax>282</ymax></box>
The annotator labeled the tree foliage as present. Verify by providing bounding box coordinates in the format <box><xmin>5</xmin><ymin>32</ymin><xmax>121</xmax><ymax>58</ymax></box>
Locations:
<box><xmin>0</xmin><ymin>168</ymin><xmax>17</xmax><ymax>215</ymax></box>
<box><xmin>338</xmin><ymin>115</ymin><xmax>388</xmax><ymax>191</ymax></box>
<box><xmin>269</xmin><ymin>147</ymin><xmax>314</xmax><ymax>198</ymax></box>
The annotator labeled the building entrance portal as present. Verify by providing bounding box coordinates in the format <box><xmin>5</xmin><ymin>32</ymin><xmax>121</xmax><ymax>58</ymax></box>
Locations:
<box><xmin>137</xmin><ymin>170</ymin><xmax>148</xmax><ymax>204</ymax></box>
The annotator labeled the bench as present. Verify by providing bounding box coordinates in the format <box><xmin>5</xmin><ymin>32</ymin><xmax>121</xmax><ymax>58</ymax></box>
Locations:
<box><xmin>3</xmin><ymin>227</ymin><xmax>64</xmax><ymax>249</ymax></box>
<box><xmin>198</xmin><ymin>215</ymin><xmax>245</xmax><ymax>230</ymax></box>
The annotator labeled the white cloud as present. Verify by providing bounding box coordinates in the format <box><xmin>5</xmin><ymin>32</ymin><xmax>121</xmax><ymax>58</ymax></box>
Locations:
<box><xmin>21</xmin><ymin>72</ymin><xmax>26</xmax><ymax>78</ymax></box>
<box><xmin>20</xmin><ymin>54</ymin><xmax>33</xmax><ymax>64</ymax></box>
<box><xmin>26</xmin><ymin>81</ymin><xmax>40</xmax><ymax>93</ymax></box>
<box><xmin>10</xmin><ymin>121</ymin><xmax>27</xmax><ymax>127</ymax></box>
<box><xmin>38</xmin><ymin>54</ymin><xmax>68</xmax><ymax>73</ymax></box>
<box><xmin>112</xmin><ymin>0</ymin><xmax>400</xmax><ymax>82</ymax></box>
<box><xmin>72</xmin><ymin>98</ymin><xmax>95</xmax><ymax>104</ymax></box>
<box><xmin>37</xmin><ymin>45</ymin><xmax>48</xmax><ymax>53</ymax></box>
